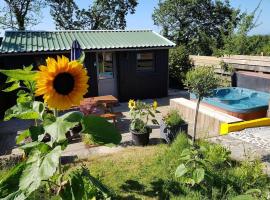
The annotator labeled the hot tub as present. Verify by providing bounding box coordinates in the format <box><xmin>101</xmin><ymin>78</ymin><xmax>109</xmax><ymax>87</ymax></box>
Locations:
<box><xmin>190</xmin><ymin>87</ymin><xmax>270</xmax><ymax>120</ymax></box>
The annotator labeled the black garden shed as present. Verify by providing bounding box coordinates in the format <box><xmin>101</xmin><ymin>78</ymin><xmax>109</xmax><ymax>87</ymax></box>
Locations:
<box><xmin>0</xmin><ymin>30</ymin><xmax>175</xmax><ymax>116</ymax></box>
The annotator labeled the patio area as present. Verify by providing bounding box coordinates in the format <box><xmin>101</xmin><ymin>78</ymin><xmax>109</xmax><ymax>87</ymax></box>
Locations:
<box><xmin>0</xmin><ymin>89</ymin><xmax>189</xmax><ymax>160</ymax></box>
<box><xmin>1</xmin><ymin>89</ymin><xmax>270</xmax><ymax>173</ymax></box>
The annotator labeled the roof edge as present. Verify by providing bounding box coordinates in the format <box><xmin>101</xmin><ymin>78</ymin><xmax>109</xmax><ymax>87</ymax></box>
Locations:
<box><xmin>4</xmin><ymin>29</ymin><xmax>154</xmax><ymax>34</ymax></box>
<box><xmin>152</xmin><ymin>31</ymin><xmax>176</xmax><ymax>47</ymax></box>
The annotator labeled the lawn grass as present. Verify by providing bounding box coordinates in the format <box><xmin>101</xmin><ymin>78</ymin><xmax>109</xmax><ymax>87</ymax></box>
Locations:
<box><xmin>82</xmin><ymin>145</ymin><xmax>171</xmax><ymax>199</ymax></box>
<box><xmin>1</xmin><ymin>134</ymin><xmax>269</xmax><ymax>199</ymax></box>
<box><xmin>68</xmin><ymin>134</ymin><xmax>270</xmax><ymax>200</ymax></box>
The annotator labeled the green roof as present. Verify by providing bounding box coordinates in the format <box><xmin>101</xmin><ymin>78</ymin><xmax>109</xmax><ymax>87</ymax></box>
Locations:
<box><xmin>0</xmin><ymin>30</ymin><xmax>175</xmax><ymax>54</ymax></box>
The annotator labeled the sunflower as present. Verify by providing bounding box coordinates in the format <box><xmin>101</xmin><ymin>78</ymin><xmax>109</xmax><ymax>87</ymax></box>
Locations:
<box><xmin>35</xmin><ymin>55</ymin><xmax>89</xmax><ymax>110</ymax></box>
<box><xmin>128</xmin><ymin>99</ymin><xmax>136</xmax><ymax>110</ymax></box>
<box><xmin>153</xmin><ymin>100</ymin><xmax>158</xmax><ymax>110</ymax></box>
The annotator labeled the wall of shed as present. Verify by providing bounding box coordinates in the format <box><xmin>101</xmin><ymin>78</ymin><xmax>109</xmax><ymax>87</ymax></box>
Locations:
<box><xmin>0</xmin><ymin>49</ymin><xmax>169</xmax><ymax>118</ymax></box>
<box><xmin>116</xmin><ymin>49</ymin><xmax>169</xmax><ymax>101</ymax></box>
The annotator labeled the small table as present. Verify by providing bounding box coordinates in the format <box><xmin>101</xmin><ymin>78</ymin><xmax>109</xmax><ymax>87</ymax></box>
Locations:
<box><xmin>80</xmin><ymin>95</ymin><xmax>118</xmax><ymax>115</ymax></box>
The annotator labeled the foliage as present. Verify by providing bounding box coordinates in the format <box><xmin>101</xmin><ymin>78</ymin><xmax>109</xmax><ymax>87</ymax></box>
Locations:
<box><xmin>46</xmin><ymin>0</ymin><xmax>81</xmax><ymax>30</ymax></box>
<box><xmin>163</xmin><ymin>109</ymin><xmax>184</xmax><ymax>128</ymax></box>
<box><xmin>185</xmin><ymin>66</ymin><xmax>220</xmax><ymax>100</ymax></box>
<box><xmin>219</xmin><ymin>61</ymin><xmax>234</xmax><ymax>87</ymax></box>
<box><xmin>184</xmin><ymin>66</ymin><xmax>219</xmax><ymax>142</ymax></box>
<box><xmin>48</xmin><ymin>0</ymin><xmax>138</xmax><ymax>30</ymax></box>
<box><xmin>215</xmin><ymin>2</ymin><xmax>262</xmax><ymax>56</ymax></box>
<box><xmin>60</xmin><ymin>167</ymin><xmax>113</xmax><ymax>199</ymax></box>
<box><xmin>0</xmin><ymin>56</ymin><xmax>121</xmax><ymax>200</ymax></box>
<box><xmin>81</xmin><ymin>134</ymin><xmax>96</xmax><ymax>147</ymax></box>
<box><xmin>199</xmin><ymin>141</ymin><xmax>231</xmax><ymax>167</ymax></box>
<box><xmin>0</xmin><ymin>0</ymin><xmax>44</xmax><ymax>30</ymax></box>
<box><xmin>52</xmin><ymin>133</ymin><xmax>269</xmax><ymax>200</ymax></box>
<box><xmin>169</xmin><ymin>45</ymin><xmax>194</xmax><ymax>88</ymax></box>
<box><xmin>152</xmin><ymin>0</ymin><xmax>241</xmax><ymax>55</ymax></box>
<box><xmin>1</xmin><ymin>134</ymin><xmax>269</xmax><ymax>199</ymax></box>
<box><xmin>215</xmin><ymin>34</ymin><xmax>270</xmax><ymax>57</ymax></box>
<box><xmin>128</xmin><ymin>100</ymin><xmax>159</xmax><ymax>134</ymax></box>
<box><xmin>175</xmin><ymin>147</ymin><xmax>207</xmax><ymax>186</ymax></box>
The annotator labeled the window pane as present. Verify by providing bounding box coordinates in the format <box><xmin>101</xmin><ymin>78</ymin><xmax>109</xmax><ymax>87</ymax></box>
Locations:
<box><xmin>137</xmin><ymin>53</ymin><xmax>153</xmax><ymax>60</ymax></box>
<box><xmin>98</xmin><ymin>52</ymin><xmax>113</xmax><ymax>79</ymax></box>
<box><xmin>137</xmin><ymin>52</ymin><xmax>154</xmax><ymax>71</ymax></box>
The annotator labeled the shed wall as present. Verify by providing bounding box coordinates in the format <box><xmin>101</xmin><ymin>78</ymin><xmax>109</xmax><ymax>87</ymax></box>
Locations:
<box><xmin>0</xmin><ymin>49</ymin><xmax>169</xmax><ymax>118</ymax></box>
<box><xmin>117</xmin><ymin>49</ymin><xmax>168</xmax><ymax>101</ymax></box>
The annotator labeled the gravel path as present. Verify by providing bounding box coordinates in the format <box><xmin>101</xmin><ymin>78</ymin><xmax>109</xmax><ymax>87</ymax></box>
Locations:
<box><xmin>229</xmin><ymin>126</ymin><xmax>270</xmax><ymax>151</ymax></box>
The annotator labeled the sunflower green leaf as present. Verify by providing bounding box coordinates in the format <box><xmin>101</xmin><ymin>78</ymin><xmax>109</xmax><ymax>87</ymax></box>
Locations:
<box><xmin>192</xmin><ymin>168</ymin><xmax>205</xmax><ymax>184</ymax></box>
<box><xmin>0</xmin><ymin>69</ymin><xmax>37</xmax><ymax>81</ymax></box>
<box><xmin>4</xmin><ymin>104</ymin><xmax>39</xmax><ymax>121</ymax></box>
<box><xmin>44</xmin><ymin>111</ymin><xmax>83</xmax><ymax>144</ymax></box>
<box><xmin>18</xmin><ymin>146</ymin><xmax>62</xmax><ymax>198</ymax></box>
<box><xmin>81</xmin><ymin>115</ymin><xmax>121</xmax><ymax>146</ymax></box>
<box><xmin>2</xmin><ymin>81</ymin><xmax>20</xmax><ymax>92</ymax></box>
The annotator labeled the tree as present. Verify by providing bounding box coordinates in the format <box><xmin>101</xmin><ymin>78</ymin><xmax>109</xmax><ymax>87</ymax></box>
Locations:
<box><xmin>215</xmin><ymin>1</ymin><xmax>262</xmax><ymax>56</ymax></box>
<box><xmin>0</xmin><ymin>0</ymin><xmax>44</xmax><ymax>30</ymax></box>
<box><xmin>184</xmin><ymin>66</ymin><xmax>219</xmax><ymax>144</ymax></box>
<box><xmin>169</xmin><ymin>45</ymin><xmax>193</xmax><ymax>88</ymax></box>
<box><xmin>48</xmin><ymin>0</ymin><xmax>138</xmax><ymax>30</ymax></box>
<box><xmin>152</xmin><ymin>0</ymin><xmax>240</xmax><ymax>55</ymax></box>
<box><xmin>47</xmin><ymin>0</ymin><xmax>81</xmax><ymax>30</ymax></box>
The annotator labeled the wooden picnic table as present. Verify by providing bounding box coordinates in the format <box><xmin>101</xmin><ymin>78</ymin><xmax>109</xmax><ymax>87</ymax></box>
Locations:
<box><xmin>80</xmin><ymin>95</ymin><xmax>118</xmax><ymax>105</ymax></box>
<box><xmin>80</xmin><ymin>95</ymin><xmax>118</xmax><ymax>115</ymax></box>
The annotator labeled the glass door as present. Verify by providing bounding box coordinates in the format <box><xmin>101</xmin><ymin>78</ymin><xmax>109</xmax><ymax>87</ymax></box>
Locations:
<box><xmin>96</xmin><ymin>52</ymin><xmax>117</xmax><ymax>96</ymax></box>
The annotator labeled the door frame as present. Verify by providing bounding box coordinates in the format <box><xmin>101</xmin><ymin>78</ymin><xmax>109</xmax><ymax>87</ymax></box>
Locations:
<box><xmin>95</xmin><ymin>51</ymin><xmax>118</xmax><ymax>97</ymax></box>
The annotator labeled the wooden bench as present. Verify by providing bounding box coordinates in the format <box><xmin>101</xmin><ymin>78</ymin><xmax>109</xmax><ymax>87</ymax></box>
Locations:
<box><xmin>98</xmin><ymin>112</ymin><xmax>123</xmax><ymax>126</ymax></box>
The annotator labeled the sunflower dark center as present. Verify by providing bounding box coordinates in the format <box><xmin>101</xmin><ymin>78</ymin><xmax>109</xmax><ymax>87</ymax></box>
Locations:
<box><xmin>53</xmin><ymin>72</ymin><xmax>75</xmax><ymax>95</ymax></box>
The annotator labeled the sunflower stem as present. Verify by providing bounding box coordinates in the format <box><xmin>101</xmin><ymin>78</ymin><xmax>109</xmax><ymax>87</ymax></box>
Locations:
<box><xmin>53</xmin><ymin>109</ymin><xmax>58</xmax><ymax>117</ymax></box>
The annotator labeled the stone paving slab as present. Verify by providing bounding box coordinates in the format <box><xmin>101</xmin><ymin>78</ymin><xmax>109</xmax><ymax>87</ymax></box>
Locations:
<box><xmin>0</xmin><ymin>119</ymin><xmax>34</xmax><ymax>156</ymax></box>
<box><xmin>208</xmin><ymin>134</ymin><xmax>270</xmax><ymax>174</ymax></box>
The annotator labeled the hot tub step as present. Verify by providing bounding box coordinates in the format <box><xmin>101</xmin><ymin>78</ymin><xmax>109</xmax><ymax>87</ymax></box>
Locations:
<box><xmin>220</xmin><ymin>118</ymin><xmax>270</xmax><ymax>135</ymax></box>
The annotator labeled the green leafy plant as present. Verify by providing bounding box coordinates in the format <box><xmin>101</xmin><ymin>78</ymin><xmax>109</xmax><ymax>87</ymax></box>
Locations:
<box><xmin>227</xmin><ymin>160</ymin><xmax>268</xmax><ymax>193</ymax></box>
<box><xmin>163</xmin><ymin>109</ymin><xmax>184</xmax><ymax>128</ymax></box>
<box><xmin>168</xmin><ymin>45</ymin><xmax>194</xmax><ymax>88</ymax></box>
<box><xmin>219</xmin><ymin>61</ymin><xmax>235</xmax><ymax>87</ymax></box>
<box><xmin>128</xmin><ymin>100</ymin><xmax>159</xmax><ymax>134</ymax></box>
<box><xmin>175</xmin><ymin>146</ymin><xmax>208</xmax><ymax>186</ymax></box>
<box><xmin>200</xmin><ymin>141</ymin><xmax>231</xmax><ymax>167</ymax></box>
<box><xmin>81</xmin><ymin>134</ymin><xmax>96</xmax><ymax>147</ymax></box>
<box><xmin>184</xmin><ymin>66</ymin><xmax>220</xmax><ymax>144</ymax></box>
<box><xmin>0</xmin><ymin>56</ymin><xmax>121</xmax><ymax>199</ymax></box>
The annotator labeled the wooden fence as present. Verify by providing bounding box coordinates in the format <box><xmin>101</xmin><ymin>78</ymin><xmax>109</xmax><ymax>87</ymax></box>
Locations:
<box><xmin>189</xmin><ymin>55</ymin><xmax>270</xmax><ymax>74</ymax></box>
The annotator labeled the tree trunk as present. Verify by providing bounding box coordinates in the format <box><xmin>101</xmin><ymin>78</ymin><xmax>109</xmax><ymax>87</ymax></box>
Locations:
<box><xmin>192</xmin><ymin>98</ymin><xmax>201</xmax><ymax>144</ymax></box>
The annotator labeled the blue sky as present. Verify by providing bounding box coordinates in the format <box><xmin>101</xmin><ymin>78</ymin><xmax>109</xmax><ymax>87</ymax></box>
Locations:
<box><xmin>0</xmin><ymin>0</ymin><xmax>269</xmax><ymax>36</ymax></box>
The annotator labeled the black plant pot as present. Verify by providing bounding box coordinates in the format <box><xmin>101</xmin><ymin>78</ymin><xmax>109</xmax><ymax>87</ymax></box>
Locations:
<box><xmin>160</xmin><ymin>120</ymin><xmax>188</xmax><ymax>144</ymax></box>
<box><xmin>131</xmin><ymin>128</ymin><xmax>152</xmax><ymax>146</ymax></box>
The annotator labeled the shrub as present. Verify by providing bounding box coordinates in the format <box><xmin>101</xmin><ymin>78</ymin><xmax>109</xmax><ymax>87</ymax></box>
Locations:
<box><xmin>185</xmin><ymin>66</ymin><xmax>220</xmax><ymax>143</ymax></box>
<box><xmin>226</xmin><ymin>160</ymin><xmax>268</xmax><ymax>193</ymax></box>
<box><xmin>163</xmin><ymin>109</ymin><xmax>184</xmax><ymax>128</ymax></box>
<box><xmin>199</xmin><ymin>141</ymin><xmax>231</xmax><ymax>167</ymax></box>
<box><xmin>169</xmin><ymin>46</ymin><xmax>194</xmax><ymax>89</ymax></box>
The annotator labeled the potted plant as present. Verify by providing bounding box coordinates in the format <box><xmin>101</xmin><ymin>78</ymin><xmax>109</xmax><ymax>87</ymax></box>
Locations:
<box><xmin>129</xmin><ymin>100</ymin><xmax>158</xmax><ymax>146</ymax></box>
<box><xmin>160</xmin><ymin>109</ymin><xmax>188</xmax><ymax>143</ymax></box>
